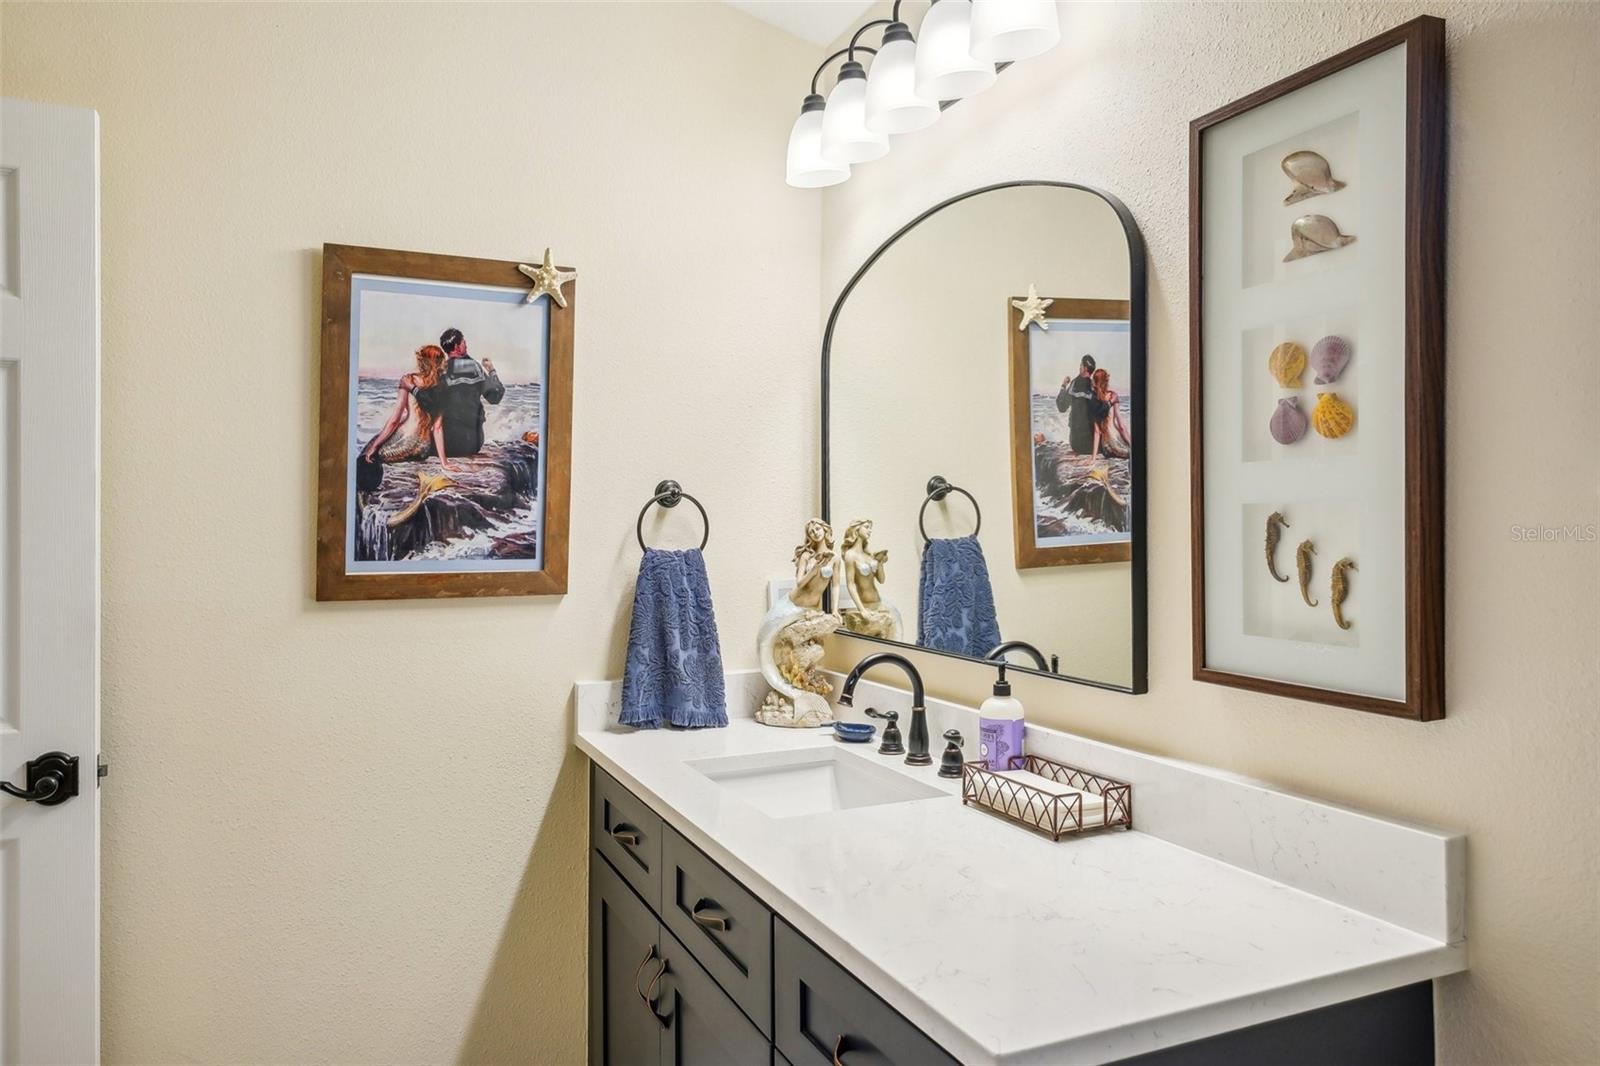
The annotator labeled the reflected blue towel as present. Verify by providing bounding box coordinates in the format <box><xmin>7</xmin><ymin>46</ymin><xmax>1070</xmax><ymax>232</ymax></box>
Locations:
<box><xmin>918</xmin><ymin>536</ymin><xmax>1002</xmax><ymax>658</ymax></box>
<box><xmin>621</xmin><ymin>548</ymin><xmax>728</xmax><ymax>729</ymax></box>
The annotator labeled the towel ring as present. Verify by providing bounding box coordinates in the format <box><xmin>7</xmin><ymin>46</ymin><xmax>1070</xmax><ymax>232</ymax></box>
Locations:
<box><xmin>919</xmin><ymin>475</ymin><xmax>981</xmax><ymax>543</ymax></box>
<box><xmin>636</xmin><ymin>480</ymin><xmax>709</xmax><ymax>551</ymax></box>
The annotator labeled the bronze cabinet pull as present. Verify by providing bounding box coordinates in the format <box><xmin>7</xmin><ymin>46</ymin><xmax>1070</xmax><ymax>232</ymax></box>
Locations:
<box><xmin>610</xmin><ymin>823</ymin><xmax>642</xmax><ymax>847</ymax></box>
<box><xmin>643</xmin><ymin>957</ymin><xmax>671</xmax><ymax>1030</ymax></box>
<box><xmin>833</xmin><ymin>1034</ymin><xmax>855</xmax><ymax>1065</ymax></box>
<box><xmin>632</xmin><ymin>946</ymin><xmax>657</xmax><ymax>1003</ymax></box>
<box><xmin>689</xmin><ymin>898</ymin><xmax>730</xmax><ymax>932</ymax></box>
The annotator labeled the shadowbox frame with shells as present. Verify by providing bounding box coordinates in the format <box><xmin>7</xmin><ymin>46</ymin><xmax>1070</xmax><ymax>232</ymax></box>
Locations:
<box><xmin>1187</xmin><ymin>16</ymin><xmax>1447</xmax><ymax>721</ymax></box>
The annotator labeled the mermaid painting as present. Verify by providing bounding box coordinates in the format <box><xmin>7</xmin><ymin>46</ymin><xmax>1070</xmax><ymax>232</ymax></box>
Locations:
<box><xmin>1090</xmin><ymin>367</ymin><xmax>1132</xmax><ymax>460</ymax></box>
<box><xmin>361</xmin><ymin>344</ymin><xmax>449</xmax><ymax>467</ymax></box>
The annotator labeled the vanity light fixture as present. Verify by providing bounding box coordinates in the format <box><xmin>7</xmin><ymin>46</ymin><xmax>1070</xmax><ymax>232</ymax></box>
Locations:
<box><xmin>785</xmin><ymin>0</ymin><xmax>1060</xmax><ymax>189</ymax></box>
<box><xmin>785</xmin><ymin>86</ymin><xmax>849</xmax><ymax>188</ymax></box>
<box><xmin>820</xmin><ymin>51</ymin><xmax>890</xmax><ymax>164</ymax></box>
<box><xmin>969</xmin><ymin>0</ymin><xmax>1061</xmax><ymax>64</ymax></box>
<box><xmin>914</xmin><ymin>0</ymin><xmax>998</xmax><ymax>103</ymax></box>
<box><xmin>865</xmin><ymin>18</ymin><xmax>939</xmax><ymax>135</ymax></box>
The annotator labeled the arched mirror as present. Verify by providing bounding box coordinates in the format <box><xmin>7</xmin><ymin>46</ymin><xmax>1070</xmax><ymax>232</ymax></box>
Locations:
<box><xmin>822</xmin><ymin>182</ymin><xmax>1147</xmax><ymax>692</ymax></box>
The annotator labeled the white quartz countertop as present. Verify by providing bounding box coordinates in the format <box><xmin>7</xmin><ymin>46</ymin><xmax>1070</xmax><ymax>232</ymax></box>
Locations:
<box><xmin>575</xmin><ymin>674</ymin><xmax>1465</xmax><ymax>1064</ymax></box>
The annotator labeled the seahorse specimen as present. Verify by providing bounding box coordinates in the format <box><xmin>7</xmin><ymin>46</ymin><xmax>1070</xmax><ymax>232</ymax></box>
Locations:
<box><xmin>1265</xmin><ymin>511</ymin><xmax>1291</xmax><ymax>582</ymax></box>
<box><xmin>1296</xmin><ymin>539</ymin><xmax>1318</xmax><ymax>607</ymax></box>
<box><xmin>387</xmin><ymin>472</ymin><xmax>456</xmax><ymax>528</ymax></box>
<box><xmin>1330</xmin><ymin>557</ymin><xmax>1357</xmax><ymax>630</ymax></box>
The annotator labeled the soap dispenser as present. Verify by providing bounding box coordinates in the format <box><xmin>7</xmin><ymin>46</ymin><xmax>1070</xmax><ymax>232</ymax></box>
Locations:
<box><xmin>978</xmin><ymin>663</ymin><xmax>1025</xmax><ymax>771</ymax></box>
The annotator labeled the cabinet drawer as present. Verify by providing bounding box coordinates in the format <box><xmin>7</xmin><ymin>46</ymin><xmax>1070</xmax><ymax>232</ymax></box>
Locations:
<box><xmin>592</xmin><ymin>765</ymin><xmax>663</xmax><ymax>911</ymax></box>
<box><xmin>657</xmin><ymin>924</ymin><xmax>770</xmax><ymax>1066</ymax></box>
<box><xmin>775</xmin><ymin>919</ymin><xmax>957</xmax><ymax>1066</ymax></box>
<box><xmin>660</xmin><ymin>825</ymin><xmax>773</xmax><ymax>1036</ymax></box>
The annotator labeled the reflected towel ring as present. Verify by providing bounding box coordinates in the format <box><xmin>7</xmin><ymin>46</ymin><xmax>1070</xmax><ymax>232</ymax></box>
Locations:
<box><xmin>919</xmin><ymin>475</ymin><xmax>981</xmax><ymax>543</ymax></box>
<box><xmin>636</xmin><ymin>480</ymin><xmax>709</xmax><ymax>551</ymax></box>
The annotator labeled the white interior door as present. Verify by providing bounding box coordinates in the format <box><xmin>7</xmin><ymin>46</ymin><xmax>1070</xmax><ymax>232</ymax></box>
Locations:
<box><xmin>0</xmin><ymin>97</ymin><xmax>101</xmax><ymax>1066</ymax></box>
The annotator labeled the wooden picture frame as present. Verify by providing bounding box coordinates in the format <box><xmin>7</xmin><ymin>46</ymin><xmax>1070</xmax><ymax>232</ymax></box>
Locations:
<box><xmin>1189</xmin><ymin>16</ymin><xmax>1445</xmax><ymax>720</ymax></box>
<box><xmin>316</xmin><ymin>243</ymin><xmax>573</xmax><ymax>600</ymax></box>
<box><xmin>1007</xmin><ymin>298</ymin><xmax>1134</xmax><ymax>569</ymax></box>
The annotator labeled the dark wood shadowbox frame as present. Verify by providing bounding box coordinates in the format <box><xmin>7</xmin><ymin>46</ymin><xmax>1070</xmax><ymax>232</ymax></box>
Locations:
<box><xmin>1007</xmin><ymin>298</ymin><xmax>1135</xmax><ymax>569</ymax></box>
<box><xmin>1189</xmin><ymin>16</ymin><xmax>1446</xmax><ymax>720</ymax></box>
<box><xmin>316</xmin><ymin>244</ymin><xmax>573</xmax><ymax>600</ymax></box>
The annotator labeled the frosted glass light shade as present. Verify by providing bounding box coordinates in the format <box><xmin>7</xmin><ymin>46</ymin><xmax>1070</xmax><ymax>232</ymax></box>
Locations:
<box><xmin>969</xmin><ymin>0</ymin><xmax>1061</xmax><ymax>63</ymax></box>
<box><xmin>914</xmin><ymin>0</ymin><xmax>997</xmax><ymax>102</ymax></box>
<box><xmin>821</xmin><ymin>64</ymin><xmax>890</xmax><ymax>165</ymax></box>
<box><xmin>865</xmin><ymin>32</ymin><xmax>939</xmax><ymax>135</ymax></box>
<box><xmin>785</xmin><ymin>102</ymin><xmax>849</xmax><ymax>188</ymax></box>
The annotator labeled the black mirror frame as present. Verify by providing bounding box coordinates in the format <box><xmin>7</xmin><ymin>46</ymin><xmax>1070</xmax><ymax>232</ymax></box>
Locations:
<box><xmin>820</xmin><ymin>180</ymin><xmax>1148</xmax><ymax>695</ymax></box>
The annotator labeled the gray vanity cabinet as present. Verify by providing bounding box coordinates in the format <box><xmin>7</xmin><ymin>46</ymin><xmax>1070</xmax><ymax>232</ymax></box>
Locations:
<box><xmin>589</xmin><ymin>851</ymin><xmax>664</xmax><ymax>1066</ymax></box>
<box><xmin>773</xmin><ymin>919</ymin><xmax>958</xmax><ymax>1066</ymax></box>
<box><xmin>660</xmin><ymin>825</ymin><xmax>773</xmax><ymax>1034</ymax></box>
<box><xmin>593</xmin><ymin>764</ymin><xmax>664</xmax><ymax>911</ymax></box>
<box><xmin>590</xmin><ymin>766</ymin><xmax>956</xmax><ymax>1066</ymax></box>
<box><xmin>656</xmin><ymin>925</ymin><xmax>770</xmax><ymax>1066</ymax></box>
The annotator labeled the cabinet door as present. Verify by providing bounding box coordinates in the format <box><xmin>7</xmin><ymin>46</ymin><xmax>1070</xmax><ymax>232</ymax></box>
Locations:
<box><xmin>590</xmin><ymin>852</ymin><xmax>663</xmax><ymax>1066</ymax></box>
<box><xmin>774</xmin><ymin>919</ymin><xmax>957</xmax><ymax>1066</ymax></box>
<box><xmin>656</xmin><ymin>925</ymin><xmax>770</xmax><ymax>1066</ymax></box>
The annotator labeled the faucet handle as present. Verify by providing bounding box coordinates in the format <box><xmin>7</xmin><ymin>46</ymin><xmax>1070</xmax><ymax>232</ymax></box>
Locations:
<box><xmin>939</xmin><ymin>730</ymin><xmax>965</xmax><ymax>779</ymax></box>
<box><xmin>863</xmin><ymin>708</ymin><xmax>904</xmax><ymax>756</ymax></box>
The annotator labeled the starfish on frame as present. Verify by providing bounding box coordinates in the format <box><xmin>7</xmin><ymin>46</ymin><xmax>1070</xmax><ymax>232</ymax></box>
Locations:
<box><xmin>517</xmin><ymin>248</ymin><xmax>577</xmax><ymax>308</ymax></box>
<box><xmin>1011</xmin><ymin>284</ymin><xmax>1053</xmax><ymax>331</ymax></box>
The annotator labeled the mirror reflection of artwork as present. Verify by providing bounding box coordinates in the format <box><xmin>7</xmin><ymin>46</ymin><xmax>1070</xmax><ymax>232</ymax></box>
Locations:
<box><xmin>1010</xmin><ymin>302</ymin><xmax>1134</xmax><ymax>568</ymax></box>
<box><xmin>824</xmin><ymin>183</ymin><xmax>1146</xmax><ymax>691</ymax></box>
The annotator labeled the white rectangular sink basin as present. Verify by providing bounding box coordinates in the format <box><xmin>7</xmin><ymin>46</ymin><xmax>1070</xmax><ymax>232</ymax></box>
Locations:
<box><xmin>688</xmin><ymin>747</ymin><xmax>945</xmax><ymax>819</ymax></box>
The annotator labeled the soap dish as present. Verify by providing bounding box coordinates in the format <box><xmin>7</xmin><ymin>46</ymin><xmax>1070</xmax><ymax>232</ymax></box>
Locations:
<box><xmin>833</xmin><ymin>721</ymin><xmax>875</xmax><ymax>744</ymax></box>
<box><xmin>961</xmin><ymin>754</ymin><xmax>1132</xmax><ymax>841</ymax></box>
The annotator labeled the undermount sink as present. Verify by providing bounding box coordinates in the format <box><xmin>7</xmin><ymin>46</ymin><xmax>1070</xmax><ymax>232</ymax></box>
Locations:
<box><xmin>689</xmin><ymin>747</ymin><xmax>945</xmax><ymax>819</ymax></box>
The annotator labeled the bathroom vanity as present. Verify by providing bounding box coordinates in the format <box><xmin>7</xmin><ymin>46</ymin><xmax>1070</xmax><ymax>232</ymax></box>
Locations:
<box><xmin>578</xmin><ymin>672</ymin><xmax>1466</xmax><ymax>1065</ymax></box>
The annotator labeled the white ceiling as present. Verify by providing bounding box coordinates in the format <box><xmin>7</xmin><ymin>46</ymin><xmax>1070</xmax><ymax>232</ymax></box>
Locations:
<box><xmin>723</xmin><ymin>1</ymin><xmax>878</xmax><ymax>46</ymax></box>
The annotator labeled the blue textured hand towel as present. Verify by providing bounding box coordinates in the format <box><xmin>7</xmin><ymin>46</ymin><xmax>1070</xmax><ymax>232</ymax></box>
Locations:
<box><xmin>918</xmin><ymin>535</ymin><xmax>1003</xmax><ymax>658</ymax></box>
<box><xmin>620</xmin><ymin>548</ymin><xmax>728</xmax><ymax>730</ymax></box>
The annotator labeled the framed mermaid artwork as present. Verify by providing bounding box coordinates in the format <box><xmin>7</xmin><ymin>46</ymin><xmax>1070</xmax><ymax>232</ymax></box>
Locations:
<box><xmin>315</xmin><ymin>244</ymin><xmax>573</xmax><ymax>600</ymax></box>
<box><xmin>1188</xmin><ymin>17</ymin><xmax>1445</xmax><ymax>719</ymax></box>
<box><xmin>1007</xmin><ymin>297</ymin><xmax>1136</xmax><ymax>569</ymax></box>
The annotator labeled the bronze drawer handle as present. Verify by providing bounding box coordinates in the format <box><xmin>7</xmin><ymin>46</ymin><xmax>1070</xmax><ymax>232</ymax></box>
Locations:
<box><xmin>690</xmin><ymin>898</ymin><xmax>730</xmax><ymax>932</ymax></box>
<box><xmin>610</xmin><ymin>823</ymin><xmax>642</xmax><ymax>847</ymax></box>
<box><xmin>833</xmin><ymin>1034</ymin><xmax>855</xmax><ymax>1065</ymax></box>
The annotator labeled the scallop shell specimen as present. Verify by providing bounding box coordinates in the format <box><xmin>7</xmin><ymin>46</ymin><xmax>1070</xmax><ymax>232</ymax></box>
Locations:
<box><xmin>1270</xmin><ymin>397</ymin><xmax>1308</xmax><ymax>445</ymax></box>
<box><xmin>1268</xmin><ymin>341</ymin><xmax>1307</xmax><ymax>387</ymax></box>
<box><xmin>1311</xmin><ymin>392</ymin><xmax>1356</xmax><ymax>439</ymax></box>
<box><xmin>1311</xmin><ymin>335</ymin><xmax>1352</xmax><ymax>384</ymax></box>
<box><xmin>1283</xmin><ymin>214</ymin><xmax>1357</xmax><ymax>262</ymax></box>
<box><xmin>1281</xmin><ymin>150</ymin><xmax>1347</xmax><ymax>205</ymax></box>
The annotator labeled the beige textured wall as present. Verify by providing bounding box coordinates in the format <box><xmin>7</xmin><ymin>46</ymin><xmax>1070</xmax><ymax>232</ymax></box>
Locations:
<box><xmin>823</xmin><ymin>3</ymin><xmax>1600</xmax><ymax>1063</ymax></box>
<box><xmin>828</xmin><ymin>185</ymin><xmax>1134</xmax><ymax>684</ymax></box>
<box><xmin>1</xmin><ymin>2</ymin><xmax>819</xmax><ymax>1062</ymax></box>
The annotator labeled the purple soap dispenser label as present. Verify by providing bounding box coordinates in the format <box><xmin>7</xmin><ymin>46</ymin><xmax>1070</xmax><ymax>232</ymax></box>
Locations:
<box><xmin>979</xmin><ymin>717</ymin><xmax>1024</xmax><ymax>771</ymax></box>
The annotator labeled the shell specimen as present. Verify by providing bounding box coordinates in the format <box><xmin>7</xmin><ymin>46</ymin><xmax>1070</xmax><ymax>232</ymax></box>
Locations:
<box><xmin>1281</xmin><ymin>150</ymin><xmax>1347</xmax><ymax>205</ymax></box>
<box><xmin>1311</xmin><ymin>392</ymin><xmax>1356</xmax><ymax>439</ymax></box>
<box><xmin>1270</xmin><ymin>397</ymin><xmax>1308</xmax><ymax>445</ymax></box>
<box><xmin>1330</xmin><ymin>557</ymin><xmax>1357</xmax><ymax>630</ymax></box>
<box><xmin>1283</xmin><ymin>214</ymin><xmax>1358</xmax><ymax>262</ymax></box>
<box><xmin>1311</xmin><ymin>335</ymin><xmax>1352</xmax><ymax>384</ymax></box>
<box><xmin>1268</xmin><ymin>341</ymin><xmax>1307</xmax><ymax>387</ymax></box>
<box><xmin>1296</xmin><ymin>540</ymin><xmax>1318</xmax><ymax>607</ymax></box>
<box><xmin>1265</xmin><ymin>511</ymin><xmax>1291</xmax><ymax>583</ymax></box>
